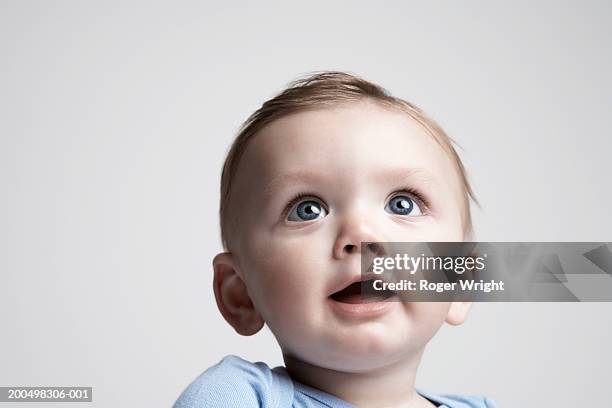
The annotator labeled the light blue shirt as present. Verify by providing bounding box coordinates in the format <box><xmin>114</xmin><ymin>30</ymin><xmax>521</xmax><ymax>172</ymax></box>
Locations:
<box><xmin>174</xmin><ymin>355</ymin><xmax>497</xmax><ymax>407</ymax></box>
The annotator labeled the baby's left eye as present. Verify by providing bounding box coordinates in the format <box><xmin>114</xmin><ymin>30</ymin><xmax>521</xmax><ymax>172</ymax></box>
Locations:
<box><xmin>385</xmin><ymin>195</ymin><xmax>423</xmax><ymax>216</ymax></box>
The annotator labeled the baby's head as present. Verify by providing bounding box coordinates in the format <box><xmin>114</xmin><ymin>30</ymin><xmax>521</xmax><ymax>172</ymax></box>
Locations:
<box><xmin>213</xmin><ymin>72</ymin><xmax>477</xmax><ymax>373</ymax></box>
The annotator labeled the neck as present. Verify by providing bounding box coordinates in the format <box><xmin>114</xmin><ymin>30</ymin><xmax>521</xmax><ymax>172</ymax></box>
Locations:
<box><xmin>283</xmin><ymin>351</ymin><xmax>433</xmax><ymax>408</ymax></box>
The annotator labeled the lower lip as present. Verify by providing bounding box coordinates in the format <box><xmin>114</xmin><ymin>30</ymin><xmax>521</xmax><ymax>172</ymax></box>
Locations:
<box><xmin>328</xmin><ymin>297</ymin><xmax>397</xmax><ymax>318</ymax></box>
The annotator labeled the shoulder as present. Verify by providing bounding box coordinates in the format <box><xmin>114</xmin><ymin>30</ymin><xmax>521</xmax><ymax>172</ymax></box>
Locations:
<box><xmin>418</xmin><ymin>389</ymin><xmax>499</xmax><ymax>408</ymax></box>
<box><xmin>173</xmin><ymin>355</ymin><xmax>293</xmax><ymax>408</ymax></box>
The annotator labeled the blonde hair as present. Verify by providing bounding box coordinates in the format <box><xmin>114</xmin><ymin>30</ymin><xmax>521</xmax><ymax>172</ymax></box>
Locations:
<box><xmin>219</xmin><ymin>71</ymin><xmax>478</xmax><ymax>249</ymax></box>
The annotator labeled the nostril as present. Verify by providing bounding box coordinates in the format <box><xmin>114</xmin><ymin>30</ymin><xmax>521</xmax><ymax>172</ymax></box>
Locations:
<box><xmin>366</xmin><ymin>242</ymin><xmax>383</xmax><ymax>256</ymax></box>
<box><xmin>344</xmin><ymin>244</ymin><xmax>356</xmax><ymax>254</ymax></box>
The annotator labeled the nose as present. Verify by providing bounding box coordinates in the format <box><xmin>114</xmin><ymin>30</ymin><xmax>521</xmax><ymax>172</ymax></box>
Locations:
<box><xmin>332</xmin><ymin>214</ymin><xmax>385</xmax><ymax>260</ymax></box>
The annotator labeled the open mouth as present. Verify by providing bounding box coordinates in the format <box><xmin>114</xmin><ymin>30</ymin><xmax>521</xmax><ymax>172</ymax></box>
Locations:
<box><xmin>329</xmin><ymin>279</ymin><xmax>396</xmax><ymax>304</ymax></box>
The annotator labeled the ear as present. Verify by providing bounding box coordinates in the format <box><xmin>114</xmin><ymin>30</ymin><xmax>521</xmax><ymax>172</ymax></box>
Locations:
<box><xmin>213</xmin><ymin>252</ymin><xmax>264</xmax><ymax>336</ymax></box>
<box><xmin>445</xmin><ymin>302</ymin><xmax>472</xmax><ymax>326</ymax></box>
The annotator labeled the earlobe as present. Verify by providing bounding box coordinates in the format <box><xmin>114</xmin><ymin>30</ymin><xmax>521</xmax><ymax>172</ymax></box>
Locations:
<box><xmin>445</xmin><ymin>301</ymin><xmax>473</xmax><ymax>326</ymax></box>
<box><xmin>213</xmin><ymin>252</ymin><xmax>264</xmax><ymax>336</ymax></box>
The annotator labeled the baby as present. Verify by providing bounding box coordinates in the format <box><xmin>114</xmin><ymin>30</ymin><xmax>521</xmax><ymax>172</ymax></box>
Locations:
<box><xmin>174</xmin><ymin>72</ymin><xmax>497</xmax><ymax>407</ymax></box>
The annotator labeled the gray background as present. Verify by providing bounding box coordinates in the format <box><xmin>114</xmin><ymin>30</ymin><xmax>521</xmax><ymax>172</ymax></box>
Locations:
<box><xmin>1</xmin><ymin>1</ymin><xmax>611</xmax><ymax>407</ymax></box>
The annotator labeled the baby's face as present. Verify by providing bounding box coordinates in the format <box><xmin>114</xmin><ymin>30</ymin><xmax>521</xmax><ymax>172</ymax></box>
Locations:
<box><xmin>226</xmin><ymin>101</ymin><xmax>467</xmax><ymax>371</ymax></box>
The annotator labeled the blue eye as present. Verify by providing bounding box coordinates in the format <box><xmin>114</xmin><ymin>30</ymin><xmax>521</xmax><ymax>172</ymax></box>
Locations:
<box><xmin>385</xmin><ymin>195</ymin><xmax>422</xmax><ymax>216</ymax></box>
<box><xmin>287</xmin><ymin>200</ymin><xmax>328</xmax><ymax>222</ymax></box>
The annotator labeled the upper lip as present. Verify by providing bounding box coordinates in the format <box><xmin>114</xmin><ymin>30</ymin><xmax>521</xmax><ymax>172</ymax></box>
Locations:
<box><xmin>328</xmin><ymin>271</ymin><xmax>390</xmax><ymax>298</ymax></box>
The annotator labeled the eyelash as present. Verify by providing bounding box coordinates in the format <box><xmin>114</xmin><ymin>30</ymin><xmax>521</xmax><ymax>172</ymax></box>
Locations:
<box><xmin>391</xmin><ymin>187</ymin><xmax>430</xmax><ymax>213</ymax></box>
<box><xmin>282</xmin><ymin>188</ymin><xmax>430</xmax><ymax>218</ymax></box>
<box><xmin>282</xmin><ymin>192</ymin><xmax>320</xmax><ymax>219</ymax></box>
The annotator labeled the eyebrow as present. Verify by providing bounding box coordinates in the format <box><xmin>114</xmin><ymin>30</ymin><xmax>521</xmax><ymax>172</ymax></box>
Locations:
<box><xmin>262</xmin><ymin>167</ymin><xmax>439</xmax><ymax>200</ymax></box>
<box><xmin>262</xmin><ymin>171</ymin><xmax>328</xmax><ymax>200</ymax></box>
<box><xmin>374</xmin><ymin>167</ymin><xmax>440</xmax><ymax>188</ymax></box>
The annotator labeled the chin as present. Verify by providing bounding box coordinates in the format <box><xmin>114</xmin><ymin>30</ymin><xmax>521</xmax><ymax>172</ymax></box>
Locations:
<box><xmin>322</xmin><ymin>349</ymin><xmax>412</xmax><ymax>373</ymax></box>
<box><xmin>316</xmin><ymin>328</ymin><xmax>419</xmax><ymax>371</ymax></box>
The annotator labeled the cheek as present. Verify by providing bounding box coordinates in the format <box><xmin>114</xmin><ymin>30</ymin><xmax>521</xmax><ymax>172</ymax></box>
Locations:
<box><xmin>402</xmin><ymin>302</ymin><xmax>451</xmax><ymax>342</ymax></box>
<box><xmin>426</xmin><ymin>202</ymin><xmax>465</xmax><ymax>241</ymax></box>
<box><xmin>239</xmin><ymin>232</ymin><xmax>330</xmax><ymax>327</ymax></box>
<box><xmin>432</xmin><ymin>221</ymin><xmax>465</xmax><ymax>241</ymax></box>
<box><xmin>392</xmin><ymin>220</ymin><xmax>464</xmax><ymax>242</ymax></box>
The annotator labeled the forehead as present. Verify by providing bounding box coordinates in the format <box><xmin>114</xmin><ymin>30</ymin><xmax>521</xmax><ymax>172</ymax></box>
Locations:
<box><xmin>232</xmin><ymin>101</ymin><xmax>461</xmax><ymax>196</ymax></box>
